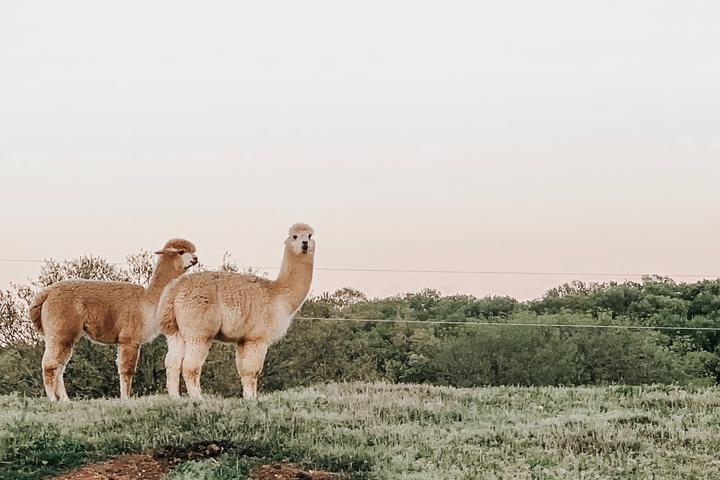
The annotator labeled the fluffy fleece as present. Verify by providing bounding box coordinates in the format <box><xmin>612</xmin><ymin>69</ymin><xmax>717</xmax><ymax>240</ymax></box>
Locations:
<box><xmin>29</xmin><ymin>239</ymin><xmax>198</xmax><ymax>401</ymax></box>
<box><xmin>158</xmin><ymin>224</ymin><xmax>315</xmax><ymax>399</ymax></box>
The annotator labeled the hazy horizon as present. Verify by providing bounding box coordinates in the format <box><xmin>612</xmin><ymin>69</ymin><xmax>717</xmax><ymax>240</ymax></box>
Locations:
<box><xmin>1</xmin><ymin>1</ymin><xmax>719</xmax><ymax>300</ymax></box>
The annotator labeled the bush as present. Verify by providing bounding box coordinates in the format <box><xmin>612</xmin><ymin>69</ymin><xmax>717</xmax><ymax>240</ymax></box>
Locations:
<box><xmin>1</xmin><ymin>255</ymin><xmax>720</xmax><ymax>397</ymax></box>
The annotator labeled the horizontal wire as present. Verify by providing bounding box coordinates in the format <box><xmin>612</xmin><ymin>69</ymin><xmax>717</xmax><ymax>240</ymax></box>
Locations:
<box><xmin>0</xmin><ymin>259</ymin><xmax>49</xmax><ymax>263</ymax></box>
<box><xmin>294</xmin><ymin>316</ymin><xmax>720</xmax><ymax>331</ymax></box>
<box><xmin>0</xmin><ymin>258</ymin><xmax>716</xmax><ymax>279</ymax></box>
<box><xmin>297</xmin><ymin>267</ymin><xmax>717</xmax><ymax>279</ymax></box>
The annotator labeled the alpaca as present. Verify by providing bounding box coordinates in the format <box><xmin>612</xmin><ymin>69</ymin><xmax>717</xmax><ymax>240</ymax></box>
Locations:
<box><xmin>29</xmin><ymin>239</ymin><xmax>198</xmax><ymax>401</ymax></box>
<box><xmin>158</xmin><ymin>223</ymin><xmax>315</xmax><ymax>399</ymax></box>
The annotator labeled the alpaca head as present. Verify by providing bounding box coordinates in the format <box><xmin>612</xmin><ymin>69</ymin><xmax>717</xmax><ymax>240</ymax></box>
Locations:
<box><xmin>285</xmin><ymin>223</ymin><xmax>315</xmax><ymax>257</ymax></box>
<box><xmin>154</xmin><ymin>238</ymin><xmax>198</xmax><ymax>273</ymax></box>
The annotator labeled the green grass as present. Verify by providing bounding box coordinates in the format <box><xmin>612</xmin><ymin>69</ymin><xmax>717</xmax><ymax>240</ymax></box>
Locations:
<box><xmin>1</xmin><ymin>383</ymin><xmax>720</xmax><ymax>479</ymax></box>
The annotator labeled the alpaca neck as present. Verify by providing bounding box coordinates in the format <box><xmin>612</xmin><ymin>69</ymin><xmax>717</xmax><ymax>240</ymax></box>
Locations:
<box><xmin>274</xmin><ymin>247</ymin><xmax>314</xmax><ymax>313</ymax></box>
<box><xmin>144</xmin><ymin>260</ymin><xmax>179</xmax><ymax>304</ymax></box>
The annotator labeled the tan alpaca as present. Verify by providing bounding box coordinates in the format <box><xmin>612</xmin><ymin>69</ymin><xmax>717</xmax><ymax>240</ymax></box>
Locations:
<box><xmin>158</xmin><ymin>223</ymin><xmax>315</xmax><ymax>400</ymax></box>
<box><xmin>29</xmin><ymin>239</ymin><xmax>198</xmax><ymax>401</ymax></box>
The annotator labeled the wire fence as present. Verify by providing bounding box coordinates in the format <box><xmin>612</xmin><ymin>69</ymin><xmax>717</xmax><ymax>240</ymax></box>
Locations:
<box><xmin>294</xmin><ymin>316</ymin><xmax>720</xmax><ymax>331</ymax></box>
<box><xmin>3</xmin><ymin>257</ymin><xmax>720</xmax><ymax>332</ymax></box>
<box><xmin>0</xmin><ymin>258</ymin><xmax>718</xmax><ymax>279</ymax></box>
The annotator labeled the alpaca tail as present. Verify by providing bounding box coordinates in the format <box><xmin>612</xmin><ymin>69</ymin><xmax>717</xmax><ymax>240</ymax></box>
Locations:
<box><xmin>158</xmin><ymin>279</ymin><xmax>182</xmax><ymax>336</ymax></box>
<box><xmin>29</xmin><ymin>289</ymin><xmax>50</xmax><ymax>335</ymax></box>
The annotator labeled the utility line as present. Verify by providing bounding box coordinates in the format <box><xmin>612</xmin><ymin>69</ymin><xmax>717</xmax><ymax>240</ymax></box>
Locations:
<box><xmin>0</xmin><ymin>258</ymin><xmax>716</xmax><ymax>279</ymax></box>
<box><xmin>292</xmin><ymin>267</ymin><xmax>717</xmax><ymax>279</ymax></box>
<box><xmin>0</xmin><ymin>259</ymin><xmax>47</xmax><ymax>264</ymax></box>
<box><xmin>294</xmin><ymin>316</ymin><xmax>720</xmax><ymax>331</ymax></box>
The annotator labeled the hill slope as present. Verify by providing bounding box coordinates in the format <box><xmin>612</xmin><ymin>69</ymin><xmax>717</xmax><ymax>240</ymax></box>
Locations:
<box><xmin>1</xmin><ymin>383</ymin><xmax>719</xmax><ymax>479</ymax></box>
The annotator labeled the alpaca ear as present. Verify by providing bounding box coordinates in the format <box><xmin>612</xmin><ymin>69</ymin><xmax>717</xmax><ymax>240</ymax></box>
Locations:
<box><xmin>154</xmin><ymin>249</ymin><xmax>167</xmax><ymax>254</ymax></box>
<box><xmin>154</xmin><ymin>248</ymin><xmax>177</xmax><ymax>255</ymax></box>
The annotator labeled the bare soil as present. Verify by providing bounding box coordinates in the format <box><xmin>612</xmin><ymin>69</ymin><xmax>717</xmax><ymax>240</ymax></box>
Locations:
<box><xmin>249</xmin><ymin>462</ymin><xmax>340</xmax><ymax>480</ymax></box>
<box><xmin>50</xmin><ymin>454</ymin><xmax>168</xmax><ymax>480</ymax></box>
<box><xmin>50</xmin><ymin>441</ymin><xmax>340</xmax><ymax>480</ymax></box>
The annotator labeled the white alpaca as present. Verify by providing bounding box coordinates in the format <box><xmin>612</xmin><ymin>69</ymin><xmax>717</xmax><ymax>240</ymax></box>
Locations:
<box><xmin>158</xmin><ymin>223</ymin><xmax>315</xmax><ymax>399</ymax></box>
<box><xmin>29</xmin><ymin>239</ymin><xmax>198</xmax><ymax>401</ymax></box>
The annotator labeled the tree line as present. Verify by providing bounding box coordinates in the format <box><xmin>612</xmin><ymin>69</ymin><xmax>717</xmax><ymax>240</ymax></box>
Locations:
<box><xmin>1</xmin><ymin>253</ymin><xmax>719</xmax><ymax>398</ymax></box>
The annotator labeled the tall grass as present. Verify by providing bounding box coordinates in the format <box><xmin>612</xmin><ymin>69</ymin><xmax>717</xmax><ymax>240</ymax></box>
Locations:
<box><xmin>1</xmin><ymin>383</ymin><xmax>719</xmax><ymax>479</ymax></box>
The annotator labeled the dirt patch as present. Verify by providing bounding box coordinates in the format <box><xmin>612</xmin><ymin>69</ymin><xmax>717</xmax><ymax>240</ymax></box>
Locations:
<box><xmin>50</xmin><ymin>454</ymin><xmax>167</xmax><ymax>480</ymax></box>
<box><xmin>50</xmin><ymin>443</ymin><xmax>341</xmax><ymax>480</ymax></box>
<box><xmin>250</xmin><ymin>462</ymin><xmax>341</xmax><ymax>480</ymax></box>
<box><xmin>50</xmin><ymin>441</ymin><xmax>232</xmax><ymax>480</ymax></box>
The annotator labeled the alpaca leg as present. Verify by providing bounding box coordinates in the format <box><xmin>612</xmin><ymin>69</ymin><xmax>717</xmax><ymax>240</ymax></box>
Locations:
<box><xmin>182</xmin><ymin>339</ymin><xmax>212</xmax><ymax>399</ymax></box>
<box><xmin>236</xmin><ymin>340</ymin><xmax>269</xmax><ymax>400</ymax></box>
<box><xmin>55</xmin><ymin>348</ymin><xmax>73</xmax><ymax>402</ymax></box>
<box><xmin>117</xmin><ymin>342</ymin><xmax>140</xmax><ymax>400</ymax></box>
<box><xmin>42</xmin><ymin>342</ymin><xmax>73</xmax><ymax>402</ymax></box>
<box><xmin>41</xmin><ymin>346</ymin><xmax>58</xmax><ymax>402</ymax></box>
<box><xmin>165</xmin><ymin>335</ymin><xmax>186</xmax><ymax>399</ymax></box>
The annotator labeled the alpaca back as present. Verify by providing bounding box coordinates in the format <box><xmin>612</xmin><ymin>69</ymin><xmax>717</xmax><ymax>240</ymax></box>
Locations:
<box><xmin>168</xmin><ymin>271</ymin><xmax>282</xmax><ymax>342</ymax></box>
<box><xmin>37</xmin><ymin>280</ymin><xmax>145</xmax><ymax>344</ymax></box>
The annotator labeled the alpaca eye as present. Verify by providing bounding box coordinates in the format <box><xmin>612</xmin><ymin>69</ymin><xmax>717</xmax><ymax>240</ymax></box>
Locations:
<box><xmin>293</xmin><ymin>235</ymin><xmax>298</xmax><ymax>240</ymax></box>
<box><xmin>178</xmin><ymin>250</ymin><xmax>186</xmax><ymax>255</ymax></box>
<box><xmin>308</xmin><ymin>234</ymin><xmax>312</xmax><ymax>239</ymax></box>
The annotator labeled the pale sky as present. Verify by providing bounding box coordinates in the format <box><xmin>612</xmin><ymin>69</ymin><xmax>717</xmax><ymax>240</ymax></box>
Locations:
<box><xmin>1</xmin><ymin>1</ymin><xmax>719</xmax><ymax>300</ymax></box>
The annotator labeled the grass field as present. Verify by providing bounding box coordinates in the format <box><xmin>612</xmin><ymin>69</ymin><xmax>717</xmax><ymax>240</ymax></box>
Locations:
<box><xmin>1</xmin><ymin>383</ymin><xmax>719</xmax><ymax>479</ymax></box>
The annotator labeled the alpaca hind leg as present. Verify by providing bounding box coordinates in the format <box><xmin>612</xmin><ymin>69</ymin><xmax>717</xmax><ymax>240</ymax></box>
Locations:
<box><xmin>55</xmin><ymin>347</ymin><xmax>73</xmax><ymax>401</ymax></box>
<box><xmin>182</xmin><ymin>339</ymin><xmax>212</xmax><ymax>399</ymax></box>
<box><xmin>117</xmin><ymin>342</ymin><xmax>140</xmax><ymax>399</ymax></box>
<box><xmin>236</xmin><ymin>340</ymin><xmax>269</xmax><ymax>400</ymax></box>
<box><xmin>42</xmin><ymin>342</ymin><xmax>73</xmax><ymax>402</ymax></box>
<box><xmin>165</xmin><ymin>335</ymin><xmax>186</xmax><ymax>399</ymax></box>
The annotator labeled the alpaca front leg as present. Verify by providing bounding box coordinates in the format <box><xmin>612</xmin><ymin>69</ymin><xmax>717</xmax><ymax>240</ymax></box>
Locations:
<box><xmin>164</xmin><ymin>335</ymin><xmax>186</xmax><ymax>399</ymax></box>
<box><xmin>117</xmin><ymin>343</ymin><xmax>140</xmax><ymax>400</ymax></box>
<box><xmin>182</xmin><ymin>339</ymin><xmax>212</xmax><ymax>399</ymax></box>
<box><xmin>235</xmin><ymin>340</ymin><xmax>269</xmax><ymax>400</ymax></box>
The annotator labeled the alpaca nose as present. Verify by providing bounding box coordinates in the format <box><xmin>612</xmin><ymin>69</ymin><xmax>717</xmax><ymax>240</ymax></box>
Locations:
<box><xmin>302</xmin><ymin>241</ymin><xmax>308</xmax><ymax>248</ymax></box>
<box><xmin>191</xmin><ymin>255</ymin><xmax>198</xmax><ymax>264</ymax></box>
